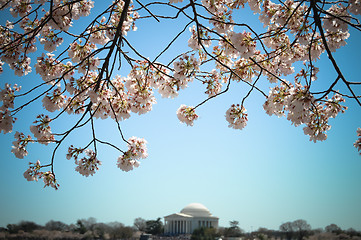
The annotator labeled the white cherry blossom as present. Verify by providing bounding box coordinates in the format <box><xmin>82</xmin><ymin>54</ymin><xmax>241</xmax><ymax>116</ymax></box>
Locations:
<box><xmin>176</xmin><ymin>105</ymin><xmax>198</xmax><ymax>126</ymax></box>
<box><xmin>75</xmin><ymin>149</ymin><xmax>101</xmax><ymax>177</ymax></box>
<box><xmin>30</xmin><ymin>114</ymin><xmax>54</xmax><ymax>145</ymax></box>
<box><xmin>117</xmin><ymin>136</ymin><xmax>147</xmax><ymax>172</ymax></box>
<box><xmin>225</xmin><ymin>104</ymin><xmax>248</xmax><ymax>130</ymax></box>
<box><xmin>11</xmin><ymin>131</ymin><xmax>31</xmax><ymax>159</ymax></box>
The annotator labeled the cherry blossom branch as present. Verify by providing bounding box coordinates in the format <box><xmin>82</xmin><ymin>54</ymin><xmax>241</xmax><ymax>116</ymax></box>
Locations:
<box><xmin>49</xmin><ymin>103</ymin><xmax>92</xmax><ymax>174</ymax></box>
<box><xmin>194</xmin><ymin>73</ymin><xmax>232</xmax><ymax>109</ymax></box>
<box><xmin>94</xmin><ymin>0</ymin><xmax>131</xmax><ymax>92</ymax></box>
<box><xmin>108</xmin><ymin>99</ymin><xmax>129</xmax><ymax>145</ymax></box>
<box><xmin>311</xmin><ymin>0</ymin><xmax>361</xmax><ymax>106</ymax></box>
<box><xmin>241</xmin><ymin>69</ymin><xmax>263</xmax><ymax>107</ymax></box>
<box><xmin>135</xmin><ymin>0</ymin><xmax>160</xmax><ymax>22</ymax></box>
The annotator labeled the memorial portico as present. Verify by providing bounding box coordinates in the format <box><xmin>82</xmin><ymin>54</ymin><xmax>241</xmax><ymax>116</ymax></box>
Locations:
<box><xmin>164</xmin><ymin>203</ymin><xmax>219</xmax><ymax>235</ymax></box>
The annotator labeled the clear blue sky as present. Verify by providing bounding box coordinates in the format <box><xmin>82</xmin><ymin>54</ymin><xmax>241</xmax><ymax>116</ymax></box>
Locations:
<box><xmin>0</xmin><ymin>0</ymin><xmax>360</xmax><ymax>232</ymax></box>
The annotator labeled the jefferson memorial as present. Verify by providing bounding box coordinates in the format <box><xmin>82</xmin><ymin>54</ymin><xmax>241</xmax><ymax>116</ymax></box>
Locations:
<box><xmin>164</xmin><ymin>203</ymin><xmax>219</xmax><ymax>235</ymax></box>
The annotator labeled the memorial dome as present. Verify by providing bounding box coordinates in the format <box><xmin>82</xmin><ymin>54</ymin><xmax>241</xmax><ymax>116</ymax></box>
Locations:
<box><xmin>180</xmin><ymin>203</ymin><xmax>212</xmax><ymax>217</ymax></box>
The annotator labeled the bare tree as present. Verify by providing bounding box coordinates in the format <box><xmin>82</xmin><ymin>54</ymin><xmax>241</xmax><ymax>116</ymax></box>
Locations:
<box><xmin>134</xmin><ymin>217</ymin><xmax>147</xmax><ymax>232</ymax></box>
<box><xmin>45</xmin><ymin>220</ymin><xmax>69</xmax><ymax>231</ymax></box>
<box><xmin>280</xmin><ymin>219</ymin><xmax>311</xmax><ymax>240</ymax></box>
<box><xmin>325</xmin><ymin>224</ymin><xmax>342</xmax><ymax>234</ymax></box>
<box><xmin>280</xmin><ymin>221</ymin><xmax>294</xmax><ymax>240</ymax></box>
<box><xmin>292</xmin><ymin>219</ymin><xmax>311</xmax><ymax>240</ymax></box>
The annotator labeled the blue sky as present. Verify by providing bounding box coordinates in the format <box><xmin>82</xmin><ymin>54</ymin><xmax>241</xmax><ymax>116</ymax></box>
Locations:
<box><xmin>0</xmin><ymin>0</ymin><xmax>361</xmax><ymax>232</ymax></box>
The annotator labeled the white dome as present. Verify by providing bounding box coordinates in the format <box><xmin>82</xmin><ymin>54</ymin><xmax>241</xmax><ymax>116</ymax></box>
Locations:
<box><xmin>180</xmin><ymin>203</ymin><xmax>212</xmax><ymax>217</ymax></box>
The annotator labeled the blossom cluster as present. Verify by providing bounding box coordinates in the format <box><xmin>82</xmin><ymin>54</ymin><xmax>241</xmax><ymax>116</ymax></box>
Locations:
<box><xmin>124</xmin><ymin>66</ymin><xmax>157</xmax><ymax>115</ymax></box>
<box><xmin>0</xmin><ymin>84</ymin><xmax>20</xmax><ymax>110</ymax></box>
<box><xmin>30</xmin><ymin>114</ymin><xmax>54</xmax><ymax>145</ymax></box>
<box><xmin>176</xmin><ymin>105</ymin><xmax>199</xmax><ymax>126</ymax></box>
<box><xmin>0</xmin><ymin>0</ymin><xmax>96</xmax><ymax>80</ymax></box>
<box><xmin>349</xmin><ymin>0</ymin><xmax>361</xmax><ymax>15</ymax></box>
<box><xmin>88</xmin><ymin>61</ymin><xmax>158</xmax><ymax>119</ymax></box>
<box><xmin>11</xmin><ymin>131</ymin><xmax>32</xmax><ymax>159</ymax></box>
<box><xmin>23</xmin><ymin>160</ymin><xmax>59</xmax><ymax>190</ymax></box>
<box><xmin>106</xmin><ymin>0</ymin><xmax>140</xmax><ymax>37</ymax></box>
<box><xmin>0</xmin><ymin>83</ymin><xmax>21</xmax><ymax>133</ymax></box>
<box><xmin>0</xmin><ymin>0</ymin><xmax>139</xmax><ymax>83</ymax></box>
<box><xmin>204</xmin><ymin>69</ymin><xmax>223</xmax><ymax>97</ymax></box>
<box><xmin>173</xmin><ymin>54</ymin><xmax>200</xmax><ymax>88</ymax></box>
<box><xmin>201</xmin><ymin>0</ymin><xmax>235</xmax><ymax>34</ymax></box>
<box><xmin>35</xmin><ymin>53</ymin><xmax>74</xmax><ymax>85</ymax></box>
<box><xmin>39</xmin><ymin>26</ymin><xmax>64</xmax><ymax>52</ymax></box>
<box><xmin>188</xmin><ymin>25</ymin><xmax>212</xmax><ymax>50</ymax></box>
<box><xmin>227</xmin><ymin>31</ymin><xmax>257</xmax><ymax>59</ymax></box>
<box><xmin>263</xmin><ymin>82</ymin><xmax>347</xmax><ymax>142</ymax></box>
<box><xmin>0</xmin><ymin>109</ymin><xmax>15</xmax><ymax>134</ymax></box>
<box><xmin>42</xmin><ymin>88</ymin><xmax>66</xmax><ymax>112</ymax></box>
<box><xmin>76</xmin><ymin>150</ymin><xmax>101</xmax><ymax>177</ymax></box>
<box><xmin>117</xmin><ymin>137</ymin><xmax>148</xmax><ymax>172</ymax></box>
<box><xmin>225</xmin><ymin>104</ymin><xmax>248</xmax><ymax>130</ymax></box>
<box><xmin>66</xmin><ymin>146</ymin><xmax>102</xmax><ymax>177</ymax></box>
<box><xmin>155</xmin><ymin>68</ymin><xmax>179</xmax><ymax>99</ymax></box>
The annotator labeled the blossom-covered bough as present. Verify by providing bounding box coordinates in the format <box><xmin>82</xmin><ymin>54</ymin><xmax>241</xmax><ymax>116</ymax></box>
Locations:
<box><xmin>0</xmin><ymin>0</ymin><xmax>360</xmax><ymax>189</ymax></box>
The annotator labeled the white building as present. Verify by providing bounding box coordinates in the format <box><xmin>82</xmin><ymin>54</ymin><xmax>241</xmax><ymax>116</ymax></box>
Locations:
<box><xmin>164</xmin><ymin>203</ymin><xmax>219</xmax><ymax>235</ymax></box>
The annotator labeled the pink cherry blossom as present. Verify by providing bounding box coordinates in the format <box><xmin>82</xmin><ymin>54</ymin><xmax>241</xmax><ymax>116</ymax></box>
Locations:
<box><xmin>204</xmin><ymin>69</ymin><xmax>222</xmax><ymax>97</ymax></box>
<box><xmin>349</xmin><ymin>0</ymin><xmax>361</xmax><ymax>15</ymax></box>
<box><xmin>75</xmin><ymin>149</ymin><xmax>102</xmax><ymax>177</ymax></box>
<box><xmin>39</xmin><ymin>26</ymin><xmax>64</xmax><ymax>52</ymax></box>
<box><xmin>34</xmin><ymin>53</ymin><xmax>62</xmax><ymax>84</ymax></box>
<box><xmin>128</xmin><ymin>137</ymin><xmax>148</xmax><ymax>160</ymax></box>
<box><xmin>188</xmin><ymin>25</ymin><xmax>212</xmax><ymax>50</ymax></box>
<box><xmin>302</xmin><ymin>103</ymin><xmax>331</xmax><ymax>143</ymax></box>
<box><xmin>88</xmin><ymin>25</ymin><xmax>110</xmax><ymax>45</ymax></box>
<box><xmin>42</xmin><ymin>171</ymin><xmax>59</xmax><ymax>189</ymax></box>
<box><xmin>225</xmin><ymin>104</ymin><xmax>248</xmax><ymax>130</ymax></box>
<box><xmin>10</xmin><ymin>56</ymin><xmax>31</xmax><ymax>76</ymax></box>
<box><xmin>177</xmin><ymin>105</ymin><xmax>198</xmax><ymax>126</ymax></box>
<box><xmin>117</xmin><ymin>136</ymin><xmax>147</xmax><ymax>172</ymax></box>
<box><xmin>23</xmin><ymin>160</ymin><xmax>59</xmax><ymax>189</ymax></box>
<box><xmin>9</xmin><ymin>0</ymin><xmax>32</xmax><ymax>18</ymax></box>
<box><xmin>173</xmin><ymin>54</ymin><xmax>200</xmax><ymax>89</ymax></box>
<box><xmin>0</xmin><ymin>110</ymin><xmax>15</xmax><ymax>134</ymax></box>
<box><xmin>11</xmin><ymin>131</ymin><xmax>32</xmax><ymax>159</ymax></box>
<box><xmin>229</xmin><ymin>31</ymin><xmax>256</xmax><ymax>59</ymax></box>
<box><xmin>0</xmin><ymin>83</ymin><xmax>20</xmax><ymax>111</ymax></box>
<box><xmin>354</xmin><ymin>128</ymin><xmax>361</xmax><ymax>154</ymax></box>
<box><xmin>68</xmin><ymin>41</ymin><xmax>97</xmax><ymax>63</ymax></box>
<box><xmin>117</xmin><ymin>153</ymin><xmax>140</xmax><ymax>172</ymax></box>
<box><xmin>42</xmin><ymin>88</ymin><xmax>66</xmax><ymax>112</ymax></box>
<box><xmin>323</xmin><ymin>4</ymin><xmax>350</xmax><ymax>33</ymax></box>
<box><xmin>23</xmin><ymin>160</ymin><xmax>41</xmax><ymax>182</ymax></box>
<box><xmin>30</xmin><ymin>114</ymin><xmax>54</xmax><ymax>145</ymax></box>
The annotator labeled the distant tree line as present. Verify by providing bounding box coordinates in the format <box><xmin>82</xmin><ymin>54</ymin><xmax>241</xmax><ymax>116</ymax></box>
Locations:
<box><xmin>0</xmin><ymin>217</ymin><xmax>164</xmax><ymax>240</ymax></box>
<box><xmin>1</xmin><ymin>218</ymin><xmax>360</xmax><ymax>240</ymax></box>
<box><xmin>191</xmin><ymin>220</ymin><xmax>361</xmax><ymax>240</ymax></box>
